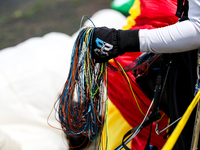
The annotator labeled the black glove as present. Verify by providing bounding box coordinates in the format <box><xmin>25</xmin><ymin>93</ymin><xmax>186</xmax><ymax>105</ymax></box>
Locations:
<box><xmin>92</xmin><ymin>27</ymin><xmax>140</xmax><ymax>62</ymax></box>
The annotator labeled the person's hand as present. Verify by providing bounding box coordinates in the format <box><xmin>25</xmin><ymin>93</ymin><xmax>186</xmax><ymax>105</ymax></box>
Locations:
<box><xmin>91</xmin><ymin>27</ymin><xmax>122</xmax><ymax>62</ymax></box>
<box><xmin>91</xmin><ymin>27</ymin><xmax>140</xmax><ymax>63</ymax></box>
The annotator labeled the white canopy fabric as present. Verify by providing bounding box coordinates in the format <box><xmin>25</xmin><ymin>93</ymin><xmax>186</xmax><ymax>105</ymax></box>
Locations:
<box><xmin>0</xmin><ymin>9</ymin><xmax>126</xmax><ymax>150</ymax></box>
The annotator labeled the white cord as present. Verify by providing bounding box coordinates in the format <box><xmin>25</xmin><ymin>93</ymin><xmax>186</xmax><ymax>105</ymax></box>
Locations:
<box><xmin>122</xmin><ymin>98</ymin><xmax>155</xmax><ymax>147</ymax></box>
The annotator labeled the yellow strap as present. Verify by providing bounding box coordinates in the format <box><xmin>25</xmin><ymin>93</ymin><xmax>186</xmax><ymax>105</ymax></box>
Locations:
<box><xmin>162</xmin><ymin>90</ymin><xmax>200</xmax><ymax>150</ymax></box>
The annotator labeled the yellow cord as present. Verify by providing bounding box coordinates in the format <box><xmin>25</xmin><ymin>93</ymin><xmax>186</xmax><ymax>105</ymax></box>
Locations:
<box><xmin>105</xmin><ymin>63</ymin><xmax>110</xmax><ymax>150</ymax></box>
<box><xmin>116</xmin><ymin>60</ymin><xmax>146</xmax><ymax>116</ymax></box>
<box><xmin>162</xmin><ymin>90</ymin><xmax>200</xmax><ymax>150</ymax></box>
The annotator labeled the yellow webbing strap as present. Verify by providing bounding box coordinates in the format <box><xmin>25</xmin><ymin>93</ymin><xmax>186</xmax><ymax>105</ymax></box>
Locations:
<box><xmin>162</xmin><ymin>90</ymin><xmax>200</xmax><ymax>150</ymax></box>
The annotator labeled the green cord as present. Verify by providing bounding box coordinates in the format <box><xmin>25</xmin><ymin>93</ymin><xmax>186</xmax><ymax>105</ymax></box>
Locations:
<box><xmin>116</xmin><ymin>60</ymin><xmax>145</xmax><ymax>116</ymax></box>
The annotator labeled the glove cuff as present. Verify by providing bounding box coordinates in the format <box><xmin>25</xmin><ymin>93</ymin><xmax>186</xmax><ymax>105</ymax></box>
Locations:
<box><xmin>118</xmin><ymin>29</ymin><xmax>140</xmax><ymax>54</ymax></box>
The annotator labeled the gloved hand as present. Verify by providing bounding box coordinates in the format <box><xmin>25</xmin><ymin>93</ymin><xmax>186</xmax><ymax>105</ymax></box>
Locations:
<box><xmin>92</xmin><ymin>27</ymin><xmax>140</xmax><ymax>62</ymax></box>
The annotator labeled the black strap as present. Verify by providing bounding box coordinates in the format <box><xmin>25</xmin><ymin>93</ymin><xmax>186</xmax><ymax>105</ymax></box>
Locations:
<box><xmin>116</xmin><ymin>114</ymin><xmax>161</xmax><ymax>149</ymax></box>
<box><xmin>176</xmin><ymin>0</ymin><xmax>184</xmax><ymax>18</ymax></box>
<box><xmin>121</xmin><ymin>126</ymin><xmax>138</xmax><ymax>150</ymax></box>
<box><xmin>115</xmin><ymin>117</ymin><xmax>151</xmax><ymax>150</ymax></box>
<box><xmin>144</xmin><ymin>123</ymin><xmax>153</xmax><ymax>150</ymax></box>
<box><xmin>143</xmin><ymin>123</ymin><xmax>159</xmax><ymax>150</ymax></box>
<box><xmin>176</xmin><ymin>0</ymin><xmax>189</xmax><ymax>18</ymax></box>
<box><xmin>183</xmin><ymin>0</ymin><xmax>188</xmax><ymax>17</ymax></box>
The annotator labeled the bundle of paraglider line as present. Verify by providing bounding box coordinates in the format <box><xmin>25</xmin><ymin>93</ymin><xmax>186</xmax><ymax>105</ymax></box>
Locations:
<box><xmin>53</xmin><ymin>18</ymin><xmax>109</xmax><ymax>149</ymax></box>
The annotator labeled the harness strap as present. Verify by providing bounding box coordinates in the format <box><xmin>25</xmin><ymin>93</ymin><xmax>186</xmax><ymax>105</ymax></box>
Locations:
<box><xmin>176</xmin><ymin>0</ymin><xmax>188</xmax><ymax>18</ymax></box>
<box><xmin>144</xmin><ymin>123</ymin><xmax>153</xmax><ymax>150</ymax></box>
<box><xmin>116</xmin><ymin>55</ymin><xmax>173</xmax><ymax>150</ymax></box>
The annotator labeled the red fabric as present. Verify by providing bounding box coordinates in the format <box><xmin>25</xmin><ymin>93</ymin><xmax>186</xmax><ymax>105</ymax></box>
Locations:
<box><xmin>132</xmin><ymin>0</ymin><xmax>178</xmax><ymax>30</ymax></box>
<box><xmin>107</xmin><ymin>0</ymin><xmax>179</xmax><ymax>149</ymax></box>
<box><xmin>108</xmin><ymin>54</ymin><xmax>169</xmax><ymax>150</ymax></box>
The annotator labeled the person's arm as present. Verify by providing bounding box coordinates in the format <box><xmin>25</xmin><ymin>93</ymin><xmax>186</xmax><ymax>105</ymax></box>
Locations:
<box><xmin>140</xmin><ymin>0</ymin><xmax>200</xmax><ymax>53</ymax></box>
<box><xmin>140</xmin><ymin>20</ymin><xmax>200</xmax><ymax>53</ymax></box>
<box><xmin>91</xmin><ymin>0</ymin><xmax>200</xmax><ymax>62</ymax></box>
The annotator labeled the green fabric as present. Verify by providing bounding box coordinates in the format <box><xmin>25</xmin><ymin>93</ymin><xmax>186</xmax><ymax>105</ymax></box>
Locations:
<box><xmin>111</xmin><ymin>0</ymin><xmax>135</xmax><ymax>15</ymax></box>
